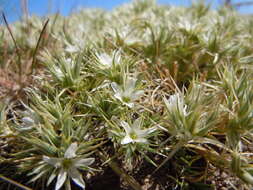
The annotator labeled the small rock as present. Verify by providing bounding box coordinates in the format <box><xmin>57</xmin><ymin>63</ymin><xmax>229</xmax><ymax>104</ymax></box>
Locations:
<box><xmin>221</xmin><ymin>172</ymin><xmax>227</xmax><ymax>178</ymax></box>
<box><xmin>214</xmin><ymin>170</ymin><xmax>220</xmax><ymax>177</ymax></box>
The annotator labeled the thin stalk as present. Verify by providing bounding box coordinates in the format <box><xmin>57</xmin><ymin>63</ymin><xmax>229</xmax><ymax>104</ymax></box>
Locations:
<box><xmin>153</xmin><ymin>140</ymin><xmax>186</xmax><ymax>174</ymax></box>
<box><xmin>21</xmin><ymin>0</ymin><xmax>29</xmax><ymax>22</ymax></box>
<box><xmin>98</xmin><ymin>151</ymin><xmax>142</xmax><ymax>190</ymax></box>
<box><xmin>30</xmin><ymin>18</ymin><xmax>49</xmax><ymax>74</ymax></box>
<box><xmin>0</xmin><ymin>174</ymin><xmax>33</xmax><ymax>190</ymax></box>
<box><xmin>65</xmin><ymin>178</ymin><xmax>71</xmax><ymax>190</ymax></box>
<box><xmin>2</xmin><ymin>12</ymin><xmax>22</xmax><ymax>82</ymax></box>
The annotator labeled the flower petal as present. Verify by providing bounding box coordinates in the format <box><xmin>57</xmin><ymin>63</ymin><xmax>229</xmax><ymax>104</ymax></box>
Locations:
<box><xmin>74</xmin><ymin>157</ymin><xmax>95</xmax><ymax>168</ymax></box>
<box><xmin>65</xmin><ymin>45</ymin><xmax>79</xmax><ymax>53</ymax></box>
<box><xmin>132</xmin><ymin>118</ymin><xmax>142</xmax><ymax>129</ymax></box>
<box><xmin>65</xmin><ymin>143</ymin><xmax>78</xmax><ymax>158</ymax></box>
<box><xmin>139</xmin><ymin>127</ymin><xmax>157</xmax><ymax>137</ymax></box>
<box><xmin>47</xmin><ymin>169</ymin><xmax>57</xmax><ymax>186</ymax></box>
<box><xmin>111</xmin><ymin>82</ymin><xmax>122</xmax><ymax>94</ymax></box>
<box><xmin>124</xmin><ymin>102</ymin><xmax>134</xmax><ymax>108</ymax></box>
<box><xmin>131</xmin><ymin>90</ymin><xmax>144</xmax><ymax>100</ymax></box>
<box><xmin>22</xmin><ymin>117</ymin><xmax>34</xmax><ymax>126</ymax></box>
<box><xmin>121</xmin><ymin>135</ymin><xmax>133</xmax><ymax>144</ymax></box>
<box><xmin>114</xmin><ymin>93</ymin><xmax>123</xmax><ymax>101</ymax></box>
<box><xmin>134</xmin><ymin>138</ymin><xmax>148</xmax><ymax>144</ymax></box>
<box><xmin>125</xmin><ymin>77</ymin><xmax>137</xmax><ymax>92</ymax></box>
<box><xmin>43</xmin><ymin>156</ymin><xmax>61</xmax><ymax>168</ymax></box>
<box><xmin>55</xmin><ymin>169</ymin><xmax>67</xmax><ymax>190</ymax></box>
<box><xmin>69</xmin><ymin>168</ymin><xmax>86</xmax><ymax>189</ymax></box>
<box><xmin>98</xmin><ymin>53</ymin><xmax>112</xmax><ymax>67</ymax></box>
<box><xmin>120</xmin><ymin>121</ymin><xmax>132</xmax><ymax>134</ymax></box>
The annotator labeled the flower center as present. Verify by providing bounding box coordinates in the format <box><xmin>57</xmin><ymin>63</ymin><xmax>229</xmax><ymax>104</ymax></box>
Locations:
<box><xmin>129</xmin><ymin>132</ymin><xmax>138</xmax><ymax>140</ymax></box>
<box><xmin>122</xmin><ymin>96</ymin><xmax>131</xmax><ymax>102</ymax></box>
<box><xmin>62</xmin><ymin>158</ymin><xmax>73</xmax><ymax>169</ymax></box>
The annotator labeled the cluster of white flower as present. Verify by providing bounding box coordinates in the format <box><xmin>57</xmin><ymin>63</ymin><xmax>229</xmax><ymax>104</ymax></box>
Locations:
<box><xmin>163</xmin><ymin>93</ymin><xmax>188</xmax><ymax>116</ymax></box>
<box><xmin>120</xmin><ymin>118</ymin><xmax>156</xmax><ymax>145</ymax></box>
<box><xmin>43</xmin><ymin>143</ymin><xmax>94</xmax><ymax>190</ymax></box>
<box><xmin>95</xmin><ymin>50</ymin><xmax>121</xmax><ymax>69</ymax></box>
<box><xmin>111</xmin><ymin>77</ymin><xmax>144</xmax><ymax>108</ymax></box>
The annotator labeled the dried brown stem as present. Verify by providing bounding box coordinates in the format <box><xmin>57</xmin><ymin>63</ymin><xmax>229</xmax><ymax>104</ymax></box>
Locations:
<box><xmin>2</xmin><ymin>12</ymin><xmax>22</xmax><ymax>81</ymax></box>
<box><xmin>0</xmin><ymin>174</ymin><xmax>33</xmax><ymax>190</ymax></box>
<box><xmin>31</xmin><ymin>18</ymin><xmax>49</xmax><ymax>73</ymax></box>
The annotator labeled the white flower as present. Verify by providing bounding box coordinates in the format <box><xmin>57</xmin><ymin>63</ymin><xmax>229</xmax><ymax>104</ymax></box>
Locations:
<box><xmin>53</xmin><ymin>58</ymin><xmax>74</xmax><ymax>79</ymax></box>
<box><xmin>65</xmin><ymin>44</ymin><xmax>79</xmax><ymax>53</ymax></box>
<box><xmin>22</xmin><ymin>117</ymin><xmax>34</xmax><ymax>125</ymax></box>
<box><xmin>19</xmin><ymin>104</ymin><xmax>39</xmax><ymax>131</ymax></box>
<box><xmin>119</xmin><ymin>27</ymin><xmax>140</xmax><ymax>45</ymax></box>
<box><xmin>96</xmin><ymin>50</ymin><xmax>121</xmax><ymax>69</ymax></box>
<box><xmin>178</xmin><ymin>18</ymin><xmax>197</xmax><ymax>32</ymax></box>
<box><xmin>109</xmin><ymin>26</ymin><xmax>141</xmax><ymax>45</ymax></box>
<box><xmin>20</xmin><ymin>116</ymin><xmax>35</xmax><ymax>131</ymax></box>
<box><xmin>163</xmin><ymin>93</ymin><xmax>188</xmax><ymax>116</ymax></box>
<box><xmin>120</xmin><ymin>118</ymin><xmax>156</xmax><ymax>145</ymax></box>
<box><xmin>43</xmin><ymin>143</ymin><xmax>95</xmax><ymax>190</ymax></box>
<box><xmin>54</xmin><ymin>66</ymin><xmax>64</xmax><ymax>77</ymax></box>
<box><xmin>111</xmin><ymin>77</ymin><xmax>144</xmax><ymax>108</ymax></box>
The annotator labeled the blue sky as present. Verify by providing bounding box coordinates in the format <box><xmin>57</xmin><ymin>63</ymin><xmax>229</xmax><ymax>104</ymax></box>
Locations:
<box><xmin>1</xmin><ymin>0</ymin><xmax>253</xmax><ymax>23</ymax></box>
